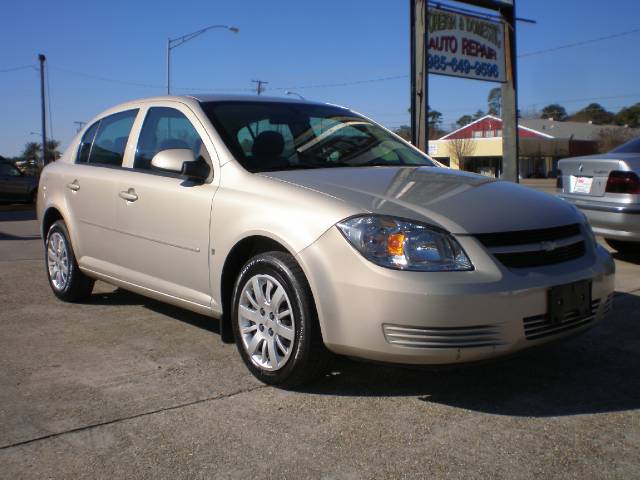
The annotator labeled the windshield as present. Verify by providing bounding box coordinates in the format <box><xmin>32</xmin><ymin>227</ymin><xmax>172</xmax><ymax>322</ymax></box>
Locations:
<box><xmin>201</xmin><ymin>101</ymin><xmax>436</xmax><ymax>172</ymax></box>
<box><xmin>610</xmin><ymin>137</ymin><xmax>640</xmax><ymax>154</ymax></box>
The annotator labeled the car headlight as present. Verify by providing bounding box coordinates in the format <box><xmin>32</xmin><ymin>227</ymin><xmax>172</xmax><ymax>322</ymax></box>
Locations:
<box><xmin>336</xmin><ymin>215</ymin><xmax>473</xmax><ymax>271</ymax></box>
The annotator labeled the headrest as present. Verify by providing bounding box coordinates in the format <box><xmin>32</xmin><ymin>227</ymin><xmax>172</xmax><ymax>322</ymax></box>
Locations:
<box><xmin>252</xmin><ymin>131</ymin><xmax>285</xmax><ymax>158</ymax></box>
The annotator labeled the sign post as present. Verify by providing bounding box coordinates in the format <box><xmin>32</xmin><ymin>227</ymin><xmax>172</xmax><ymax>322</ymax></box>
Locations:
<box><xmin>499</xmin><ymin>3</ymin><xmax>519</xmax><ymax>182</ymax></box>
<box><xmin>411</xmin><ymin>0</ymin><xmax>519</xmax><ymax>181</ymax></box>
<box><xmin>410</xmin><ymin>0</ymin><xmax>429</xmax><ymax>151</ymax></box>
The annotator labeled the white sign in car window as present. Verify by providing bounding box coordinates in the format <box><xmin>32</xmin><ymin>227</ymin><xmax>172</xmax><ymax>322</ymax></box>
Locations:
<box><xmin>427</xmin><ymin>7</ymin><xmax>506</xmax><ymax>83</ymax></box>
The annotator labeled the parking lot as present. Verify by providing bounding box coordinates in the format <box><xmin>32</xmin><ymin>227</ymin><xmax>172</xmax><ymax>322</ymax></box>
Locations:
<box><xmin>1</xmin><ymin>206</ymin><xmax>639</xmax><ymax>479</ymax></box>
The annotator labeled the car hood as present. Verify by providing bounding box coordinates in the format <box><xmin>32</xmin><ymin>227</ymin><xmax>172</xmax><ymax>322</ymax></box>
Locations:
<box><xmin>260</xmin><ymin>167</ymin><xmax>581</xmax><ymax>234</ymax></box>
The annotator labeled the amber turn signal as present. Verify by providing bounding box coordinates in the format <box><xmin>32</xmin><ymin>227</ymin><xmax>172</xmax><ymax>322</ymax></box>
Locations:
<box><xmin>387</xmin><ymin>233</ymin><xmax>405</xmax><ymax>256</ymax></box>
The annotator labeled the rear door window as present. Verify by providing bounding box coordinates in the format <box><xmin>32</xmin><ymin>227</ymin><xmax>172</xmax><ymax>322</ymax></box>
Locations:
<box><xmin>87</xmin><ymin>110</ymin><xmax>139</xmax><ymax>166</ymax></box>
<box><xmin>76</xmin><ymin>121</ymin><xmax>100</xmax><ymax>163</ymax></box>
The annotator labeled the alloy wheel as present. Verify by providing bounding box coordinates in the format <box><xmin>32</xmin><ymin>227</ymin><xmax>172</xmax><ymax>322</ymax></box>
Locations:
<box><xmin>47</xmin><ymin>231</ymin><xmax>69</xmax><ymax>291</ymax></box>
<box><xmin>238</xmin><ymin>274</ymin><xmax>296</xmax><ymax>371</ymax></box>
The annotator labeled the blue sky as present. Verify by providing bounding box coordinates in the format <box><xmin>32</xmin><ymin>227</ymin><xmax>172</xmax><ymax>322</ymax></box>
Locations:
<box><xmin>1</xmin><ymin>0</ymin><xmax>639</xmax><ymax>157</ymax></box>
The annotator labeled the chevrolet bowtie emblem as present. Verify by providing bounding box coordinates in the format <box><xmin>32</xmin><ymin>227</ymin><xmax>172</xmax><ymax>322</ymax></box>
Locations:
<box><xmin>541</xmin><ymin>241</ymin><xmax>557</xmax><ymax>252</ymax></box>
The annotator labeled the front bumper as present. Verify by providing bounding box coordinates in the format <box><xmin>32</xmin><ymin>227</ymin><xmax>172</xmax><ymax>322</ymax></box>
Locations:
<box><xmin>559</xmin><ymin>195</ymin><xmax>640</xmax><ymax>241</ymax></box>
<box><xmin>296</xmin><ymin>227</ymin><xmax>615</xmax><ymax>365</ymax></box>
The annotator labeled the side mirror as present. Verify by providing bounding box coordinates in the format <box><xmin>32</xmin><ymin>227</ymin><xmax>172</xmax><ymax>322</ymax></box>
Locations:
<box><xmin>151</xmin><ymin>149</ymin><xmax>194</xmax><ymax>173</ymax></box>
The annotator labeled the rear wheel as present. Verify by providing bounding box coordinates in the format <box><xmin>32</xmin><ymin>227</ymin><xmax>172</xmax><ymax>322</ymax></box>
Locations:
<box><xmin>605</xmin><ymin>238</ymin><xmax>640</xmax><ymax>255</ymax></box>
<box><xmin>231</xmin><ymin>251</ymin><xmax>331</xmax><ymax>388</ymax></box>
<box><xmin>45</xmin><ymin>220</ymin><xmax>95</xmax><ymax>301</ymax></box>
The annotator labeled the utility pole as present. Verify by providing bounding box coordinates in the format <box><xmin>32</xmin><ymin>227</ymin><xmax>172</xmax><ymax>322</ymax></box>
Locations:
<box><xmin>38</xmin><ymin>54</ymin><xmax>47</xmax><ymax>167</ymax></box>
<box><xmin>252</xmin><ymin>79</ymin><xmax>268</xmax><ymax>96</ymax></box>
<box><xmin>74</xmin><ymin>121</ymin><xmax>87</xmax><ymax>133</ymax></box>
<box><xmin>500</xmin><ymin>3</ymin><xmax>520</xmax><ymax>182</ymax></box>
<box><xmin>410</xmin><ymin>0</ymin><xmax>428</xmax><ymax>151</ymax></box>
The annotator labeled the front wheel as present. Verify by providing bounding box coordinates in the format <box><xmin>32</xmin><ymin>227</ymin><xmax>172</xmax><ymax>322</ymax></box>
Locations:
<box><xmin>605</xmin><ymin>238</ymin><xmax>640</xmax><ymax>255</ymax></box>
<box><xmin>45</xmin><ymin>220</ymin><xmax>95</xmax><ymax>301</ymax></box>
<box><xmin>231</xmin><ymin>251</ymin><xmax>331</xmax><ymax>388</ymax></box>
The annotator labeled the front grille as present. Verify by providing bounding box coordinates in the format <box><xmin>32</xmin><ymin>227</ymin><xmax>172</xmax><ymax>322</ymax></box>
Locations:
<box><xmin>475</xmin><ymin>224</ymin><xmax>581</xmax><ymax>247</ymax></box>
<box><xmin>523</xmin><ymin>297</ymin><xmax>610</xmax><ymax>340</ymax></box>
<box><xmin>475</xmin><ymin>223</ymin><xmax>585</xmax><ymax>268</ymax></box>
<box><xmin>494</xmin><ymin>242</ymin><xmax>585</xmax><ymax>268</ymax></box>
<box><xmin>382</xmin><ymin>324</ymin><xmax>503</xmax><ymax>349</ymax></box>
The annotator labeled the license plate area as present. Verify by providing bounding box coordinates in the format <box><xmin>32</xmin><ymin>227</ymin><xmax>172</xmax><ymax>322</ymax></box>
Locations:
<box><xmin>570</xmin><ymin>175</ymin><xmax>593</xmax><ymax>194</ymax></box>
<box><xmin>548</xmin><ymin>280</ymin><xmax>592</xmax><ymax>325</ymax></box>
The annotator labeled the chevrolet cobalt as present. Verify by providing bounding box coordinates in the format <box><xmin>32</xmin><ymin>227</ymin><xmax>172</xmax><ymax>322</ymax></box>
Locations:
<box><xmin>37</xmin><ymin>95</ymin><xmax>615</xmax><ymax>387</ymax></box>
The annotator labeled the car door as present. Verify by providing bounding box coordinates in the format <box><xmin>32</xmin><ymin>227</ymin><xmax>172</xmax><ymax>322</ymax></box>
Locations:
<box><xmin>63</xmin><ymin>109</ymin><xmax>140</xmax><ymax>274</ymax></box>
<box><xmin>113</xmin><ymin>104</ymin><xmax>216</xmax><ymax>308</ymax></box>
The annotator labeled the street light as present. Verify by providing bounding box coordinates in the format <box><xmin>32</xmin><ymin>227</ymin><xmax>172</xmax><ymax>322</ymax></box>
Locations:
<box><xmin>167</xmin><ymin>24</ymin><xmax>239</xmax><ymax>94</ymax></box>
<box><xmin>285</xmin><ymin>90</ymin><xmax>305</xmax><ymax>100</ymax></box>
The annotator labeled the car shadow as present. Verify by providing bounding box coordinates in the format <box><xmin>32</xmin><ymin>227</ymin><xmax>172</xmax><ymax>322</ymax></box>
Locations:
<box><xmin>612</xmin><ymin>251</ymin><xmax>640</xmax><ymax>265</ymax></box>
<box><xmin>303</xmin><ymin>291</ymin><xmax>640</xmax><ymax>418</ymax></box>
<box><xmin>0</xmin><ymin>232</ymin><xmax>41</xmax><ymax>241</ymax></box>
<box><xmin>82</xmin><ymin>287</ymin><xmax>220</xmax><ymax>335</ymax></box>
<box><xmin>0</xmin><ymin>209</ymin><xmax>37</xmax><ymax>222</ymax></box>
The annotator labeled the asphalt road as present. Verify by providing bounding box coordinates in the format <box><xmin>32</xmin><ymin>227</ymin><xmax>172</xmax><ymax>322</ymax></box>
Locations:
<box><xmin>1</xmin><ymin>207</ymin><xmax>639</xmax><ymax>479</ymax></box>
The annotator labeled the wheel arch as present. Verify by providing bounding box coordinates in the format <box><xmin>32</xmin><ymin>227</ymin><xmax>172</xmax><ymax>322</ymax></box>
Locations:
<box><xmin>41</xmin><ymin>206</ymin><xmax>65</xmax><ymax>242</ymax></box>
<box><xmin>219</xmin><ymin>235</ymin><xmax>315</xmax><ymax>344</ymax></box>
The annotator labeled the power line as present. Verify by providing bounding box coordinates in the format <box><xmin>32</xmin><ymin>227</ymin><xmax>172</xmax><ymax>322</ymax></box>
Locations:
<box><xmin>270</xmin><ymin>74</ymin><xmax>409</xmax><ymax>91</ymax></box>
<box><xmin>48</xmin><ymin>64</ymin><xmax>253</xmax><ymax>92</ymax></box>
<box><xmin>519</xmin><ymin>27</ymin><xmax>640</xmax><ymax>58</ymax></box>
<box><xmin>0</xmin><ymin>64</ymin><xmax>37</xmax><ymax>73</ymax></box>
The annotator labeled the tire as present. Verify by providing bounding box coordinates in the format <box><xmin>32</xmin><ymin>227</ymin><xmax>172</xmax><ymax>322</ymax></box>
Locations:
<box><xmin>605</xmin><ymin>238</ymin><xmax>640</xmax><ymax>255</ymax></box>
<box><xmin>45</xmin><ymin>220</ymin><xmax>95</xmax><ymax>301</ymax></box>
<box><xmin>231</xmin><ymin>251</ymin><xmax>331</xmax><ymax>388</ymax></box>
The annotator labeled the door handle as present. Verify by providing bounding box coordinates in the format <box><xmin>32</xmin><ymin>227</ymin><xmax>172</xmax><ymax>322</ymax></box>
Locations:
<box><xmin>118</xmin><ymin>188</ymin><xmax>138</xmax><ymax>202</ymax></box>
<box><xmin>66</xmin><ymin>180</ymin><xmax>80</xmax><ymax>192</ymax></box>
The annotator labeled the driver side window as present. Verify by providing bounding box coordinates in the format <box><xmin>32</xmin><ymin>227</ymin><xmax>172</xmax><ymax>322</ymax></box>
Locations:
<box><xmin>134</xmin><ymin>107</ymin><xmax>209</xmax><ymax>170</ymax></box>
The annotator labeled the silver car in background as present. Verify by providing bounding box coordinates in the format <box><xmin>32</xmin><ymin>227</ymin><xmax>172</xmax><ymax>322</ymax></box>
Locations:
<box><xmin>37</xmin><ymin>95</ymin><xmax>615</xmax><ymax>388</ymax></box>
<box><xmin>558</xmin><ymin>138</ymin><xmax>640</xmax><ymax>254</ymax></box>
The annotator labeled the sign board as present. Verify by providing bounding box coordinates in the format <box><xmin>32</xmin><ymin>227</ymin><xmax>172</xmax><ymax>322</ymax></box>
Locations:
<box><xmin>428</xmin><ymin>142</ymin><xmax>438</xmax><ymax>156</ymax></box>
<box><xmin>427</xmin><ymin>7</ymin><xmax>506</xmax><ymax>83</ymax></box>
<box><xmin>462</xmin><ymin>0</ymin><xmax>513</xmax><ymax>8</ymax></box>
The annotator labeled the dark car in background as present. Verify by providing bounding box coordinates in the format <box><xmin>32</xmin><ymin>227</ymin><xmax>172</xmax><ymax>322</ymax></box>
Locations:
<box><xmin>558</xmin><ymin>137</ymin><xmax>640</xmax><ymax>254</ymax></box>
<box><xmin>0</xmin><ymin>160</ymin><xmax>38</xmax><ymax>203</ymax></box>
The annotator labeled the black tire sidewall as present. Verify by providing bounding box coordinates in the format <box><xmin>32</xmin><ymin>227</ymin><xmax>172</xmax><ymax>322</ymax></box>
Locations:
<box><xmin>231</xmin><ymin>253</ymin><xmax>314</xmax><ymax>386</ymax></box>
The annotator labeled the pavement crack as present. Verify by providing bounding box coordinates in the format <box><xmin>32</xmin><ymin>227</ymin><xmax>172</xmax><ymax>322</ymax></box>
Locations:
<box><xmin>0</xmin><ymin>384</ymin><xmax>268</xmax><ymax>451</ymax></box>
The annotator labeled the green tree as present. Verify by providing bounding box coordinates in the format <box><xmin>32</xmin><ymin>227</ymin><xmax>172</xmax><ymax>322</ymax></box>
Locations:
<box><xmin>615</xmin><ymin>103</ymin><xmax>640</xmax><ymax>127</ymax></box>
<box><xmin>456</xmin><ymin>115</ymin><xmax>473</xmax><ymax>128</ymax></box>
<box><xmin>428</xmin><ymin>110</ymin><xmax>443</xmax><ymax>129</ymax></box>
<box><xmin>428</xmin><ymin>110</ymin><xmax>444</xmax><ymax>140</ymax></box>
<box><xmin>487</xmin><ymin>87</ymin><xmax>502</xmax><ymax>116</ymax></box>
<box><xmin>540</xmin><ymin>104</ymin><xmax>568</xmax><ymax>121</ymax></box>
<box><xmin>393</xmin><ymin>125</ymin><xmax>411</xmax><ymax>141</ymax></box>
<box><xmin>472</xmin><ymin>109</ymin><xmax>485</xmax><ymax>120</ymax></box>
<box><xmin>571</xmin><ymin>103</ymin><xmax>614</xmax><ymax>125</ymax></box>
<box><xmin>20</xmin><ymin>139</ymin><xmax>61</xmax><ymax>164</ymax></box>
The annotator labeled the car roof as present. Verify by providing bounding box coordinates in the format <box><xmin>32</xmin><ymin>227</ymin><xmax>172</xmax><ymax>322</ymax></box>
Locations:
<box><xmin>185</xmin><ymin>93</ymin><xmax>328</xmax><ymax>106</ymax></box>
<box><xmin>111</xmin><ymin>94</ymin><xmax>335</xmax><ymax>111</ymax></box>
<box><xmin>81</xmin><ymin>94</ymin><xmax>353</xmax><ymax>136</ymax></box>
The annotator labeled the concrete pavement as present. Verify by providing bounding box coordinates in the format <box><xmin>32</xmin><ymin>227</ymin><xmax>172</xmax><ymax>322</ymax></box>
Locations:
<box><xmin>1</xmin><ymin>208</ymin><xmax>639</xmax><ymax>479</ymax></box>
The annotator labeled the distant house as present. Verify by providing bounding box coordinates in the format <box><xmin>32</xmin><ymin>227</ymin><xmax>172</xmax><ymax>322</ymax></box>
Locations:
<box><xmin>428</xmin><ymin>115</ymin><xmax>639</xmax><ymax>178</ymax></box>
